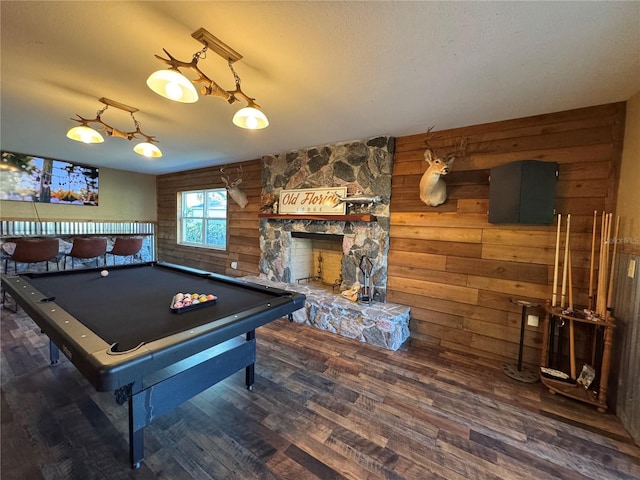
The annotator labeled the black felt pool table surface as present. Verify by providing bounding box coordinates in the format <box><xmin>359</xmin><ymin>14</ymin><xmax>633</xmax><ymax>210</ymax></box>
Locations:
<box><xmin>24</xmin><ymin>263</ymin><xmax>286</xmax><ymax>351</ymax></box>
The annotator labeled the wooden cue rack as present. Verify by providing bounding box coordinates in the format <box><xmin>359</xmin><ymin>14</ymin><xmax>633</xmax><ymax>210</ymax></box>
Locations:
<box><xmin>539</xmin><ymin>303</ymin><xmax>615</xmax><ymax>412</ymax></box>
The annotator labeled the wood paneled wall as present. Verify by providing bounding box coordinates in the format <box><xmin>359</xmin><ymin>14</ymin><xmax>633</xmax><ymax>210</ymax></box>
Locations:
<box><xmin>388</xmin><ymin>103</ymin><xmax>626</xmax><ymax>367</ymax></box>
<box><xmin>156</xmin><ymin>103</ymin><xmax>626</xmax><ymax>368</ymax></box>
<box><xmin>156</xmin><ymin>160</ymin><xmax>262</xmax><ymax>277</ymax></box>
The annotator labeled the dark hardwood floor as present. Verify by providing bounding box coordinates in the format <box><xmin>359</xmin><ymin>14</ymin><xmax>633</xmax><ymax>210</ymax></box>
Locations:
<box><xmin>2</xmin><ymin>307</ymin><xmax>639</xmax><ymax>480</ymax></box>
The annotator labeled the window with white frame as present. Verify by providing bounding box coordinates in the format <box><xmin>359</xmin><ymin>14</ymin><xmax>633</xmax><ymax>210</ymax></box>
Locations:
<box><xmin>178</xmin><ymin>189</ymin><xmax>227</xmax><ymax>250</ymax></box>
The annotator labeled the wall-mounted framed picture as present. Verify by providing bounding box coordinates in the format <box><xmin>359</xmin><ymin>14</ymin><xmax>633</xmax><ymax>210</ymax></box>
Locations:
<box><xmin>0</xmin><ymin>151</ymin><xmax>99</xmax><ymax>206</ymax></box>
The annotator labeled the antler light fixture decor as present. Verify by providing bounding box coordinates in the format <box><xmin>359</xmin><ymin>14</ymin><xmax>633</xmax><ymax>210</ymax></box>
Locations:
<box><xmin>146</xmin><ymin>27</ymin><xmax>269</xmax><ymax>130</ymax></box>
<box><xmin>66</xmin><ymin>97</ymin><xmax>162</xmax><ymax>158</ymax></box>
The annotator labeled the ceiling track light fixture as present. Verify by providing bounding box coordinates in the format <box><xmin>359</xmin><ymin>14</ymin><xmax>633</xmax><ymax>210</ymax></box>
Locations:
<box><xmin>66</xmin><ymin>97</ymin><xmax>162</xmax><ymax>158</ymax></box>
<box><xmin>146</xmin><ymin>27</ymin><xmax>269</xmax><ymax>130</ymax></box>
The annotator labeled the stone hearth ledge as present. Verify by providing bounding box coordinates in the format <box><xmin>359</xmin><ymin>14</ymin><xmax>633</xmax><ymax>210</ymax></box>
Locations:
<box><xmin>241</xmin><ymin>275</ymin><xmax>410</xmax><ymax>351</ymax></box>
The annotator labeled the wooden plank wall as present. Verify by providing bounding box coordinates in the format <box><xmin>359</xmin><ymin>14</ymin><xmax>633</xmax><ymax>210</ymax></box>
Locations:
<box><xmin>156</xmin><ymin>159</ymin><xmax>262</xmax><ymax>277</ymax></box>
<box><xmin>388</xmin><ymin>102</ymin><xmax>626</xmax><ymax>367</ymax></box>
<box><xmin>156</xmin><ymin>102</ymin><xmax>626</xmax><ymax>368</ymax></box>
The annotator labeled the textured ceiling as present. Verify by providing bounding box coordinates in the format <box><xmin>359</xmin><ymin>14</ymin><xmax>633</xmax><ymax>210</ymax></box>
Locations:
<box><xmin>1</xmin><ymin>1</ymin><xmax>639</xmax><ymax>175</ymax></box>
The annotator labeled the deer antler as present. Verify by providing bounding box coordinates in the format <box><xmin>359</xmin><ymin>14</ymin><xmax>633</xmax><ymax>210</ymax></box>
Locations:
<box><xmin>424</xmin><ymin>125</ymin><xmax>437</xmax><ymax>150</ymax></box>
<box><xmin>424</xmin><ymin>125</ymin><xmax>444</xmax><ymax>161</ymax></box>
<box><xmin>425</xmin><ymin>126</ymin><xmax>468</xmax><ymax>159</ymax></box>
<box><xmin>220</xmin><ymin>165</ymin><xmax>248</xmax><ymax>208</ymax></box>
<box><xmin>220</xmin><ymin>165</ymin><xmax>243</xmax><ymax>183</ymax></box>
<box><xmin>456</xmin><ymin>137</ymin><xmax>468</xmax><ymax>158</ymax></box>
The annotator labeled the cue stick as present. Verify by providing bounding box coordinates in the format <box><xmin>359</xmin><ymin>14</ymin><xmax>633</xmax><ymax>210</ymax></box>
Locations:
<box><xmin>569</xmin><ymin>317</ymin><xmax>576</xmax><ymax>379</ymax></box>
<box><xmin>606</xmin><ymin>215</ymin><xmax>620</xmax><ymax>314</ymax></box>
<box><xmin>568</xmin><ymin>246</ymin><xmax>573</xmax><ymax>311</ymax></box>
<box><xmin>552</xmin><ymin>214</ymin><xmax>562</xmax><ymax>307</ymax></box>
<box><xmin>599</xmin><ymin>213</ymin><xmax>613</xmax><ymax>318</ymax></box>
<box><xmin>560</xmin><ymin>214</ymin><xmax>571</xmax><ymax>309</ymax></box>
<box><xmin>603</xmin><ymin>213</ymin><xmax>613</xmax><ymax>315</ymax></box>
<box><xmin>567</xmin><ymin>245</ymin><xmax>576</xmax><ymax>379</ymax></box>
<box><xmin>596</xmin><ymin>212</ymin><xmax>608</xmax><ymax>317</ymax></box>
<box><xmin>588</xmin><ymin>210</ymin><xmax>597</xmax><ymax>311</ymax></box>
<box><xmin>596</xmin><ymin>213</ymin><xmax>604</xmax><ymax>317</ymax></box>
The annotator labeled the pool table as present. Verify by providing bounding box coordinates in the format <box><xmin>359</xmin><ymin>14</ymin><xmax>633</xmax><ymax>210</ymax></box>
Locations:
<box><xmin>1</xmin><ymin>262</ymin><xmax>306</xmax><ymax>468</ymax></box>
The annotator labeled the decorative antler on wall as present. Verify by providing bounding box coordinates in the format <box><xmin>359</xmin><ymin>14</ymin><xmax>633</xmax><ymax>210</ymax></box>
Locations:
<box><xmin>221</xmin><ymin>165</ymin><xmax>248</xmax><ymax>209</ymax></box>
<box><xmin>419</xmin><ymin>126</ymin><xmax>466</xmax><ymax>207</ymax></box>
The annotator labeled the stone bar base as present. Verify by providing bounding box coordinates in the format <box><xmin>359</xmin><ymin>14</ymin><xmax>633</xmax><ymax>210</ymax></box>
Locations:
<box><xmin>242</xmin><ymin>275</ymin><xmax>410</xmax><ymax>351</ymax></box>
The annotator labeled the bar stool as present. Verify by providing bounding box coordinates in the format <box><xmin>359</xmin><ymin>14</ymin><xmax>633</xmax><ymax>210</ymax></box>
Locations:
<box><xmin>105</xmin><ymin>237</ymin><xmax>144</xmax><ymax>265</ymax></box>
<box><xmin>63</xmin><ymin>237</ymin><xmax>107</xmax><ymax>269</ymax></box>
<box><xmin>2</xmin><ymin>237</ymin><xmax>60</xmax><ymax>273</ymax></box>
<box><xmin>2</xmin><ymin>238</ymin><xmax>61</xmax><ymax>312</ymax></box>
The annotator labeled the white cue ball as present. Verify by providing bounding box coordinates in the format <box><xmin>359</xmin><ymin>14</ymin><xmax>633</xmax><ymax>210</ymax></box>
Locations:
<box><xmin>100</xmin><ymin>270</ymin><xmax>109</xmax><ymax>277</ymax></box>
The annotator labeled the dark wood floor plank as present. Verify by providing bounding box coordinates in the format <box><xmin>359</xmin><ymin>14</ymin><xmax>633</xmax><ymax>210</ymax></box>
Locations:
<box><xmin>386</xmin><ymin>434</ymin><xmax>487</xmax><ymax>480</ymax></box>
<box><xmin>262</xmin><ymin>410</ymin><xmax>378</xmax><ymax>480</ymax></box>
<box><xmin>283</xmin><ymin>443</ymin><xmax>348</xmax><ymax>480</ymax></box>
<box><xmin>192</xmin><ymin>392</ymin><xmax>287</xmax><ymax>468</ymax></box>
<box><xmin>266</xmin><ymin>450</ymin><xmax>323</xmax><ymax>480</ymax></box>
<box><xmin>470</xmin><ymin>429</ymin><xmax>600</xmax><ymax>480</ymax></box>
<box><xmin>306</xmin><ymin>399</ymin><xmax>392</xmax><ymax>450</ymax></box>
<box><xmin>369</xmin><ymin>394</ymin><xmax>442</xmax><ymax>446</ymax></box>
<box><xmin>1</xmin><ymin>307</ymin><xmax>639</xmax><ymax>479</ymax></box>
<box><xmin>435</xmin><ymin>429</ymin><xmax>552</xmax><ymax>480</ymax></box>
<box><xmin>142</xmin><ymin>447</ymin><xmax>201</xmax><ymax>480</ymax></box>
<box><xmin>148</xmin><ymin>412</ymin><xmax>227</xmax><ymax>479</ymax></box>
<box><xmin>382</xmin><ymin>390</ymin><xmax>467</xmax><ymax>440</ymax></box>
<box><xmin>392</xmin><ymin>456</ymin><xmax>453</xmax><ymax>480</ymax></box>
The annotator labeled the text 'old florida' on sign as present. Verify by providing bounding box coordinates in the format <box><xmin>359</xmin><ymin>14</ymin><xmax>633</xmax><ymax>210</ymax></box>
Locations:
<box><xmin>278</xmin><ymin>187</ymin><xmax>347</xmax><ymax>215</ymax></box>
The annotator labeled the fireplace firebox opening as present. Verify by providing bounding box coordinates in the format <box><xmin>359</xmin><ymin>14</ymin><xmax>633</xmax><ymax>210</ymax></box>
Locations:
<box><xmin>291</xmin><ymin>233</ymin><xmax>343</xmax><ymax>292</ymax></box>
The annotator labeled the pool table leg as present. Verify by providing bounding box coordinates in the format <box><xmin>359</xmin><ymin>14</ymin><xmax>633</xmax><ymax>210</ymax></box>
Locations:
<box><xmin>1</xmin><ymin>289</ymin><xmax>17</xmax><ymax>313</ymax></box>
<box><xmin>49</xmin><ymin>339</ymin><xmax>59</xmax><ymax>364</ymax></box>
<box><xmin>246</xmin><ymin>330</ymin><xmax>255</xmax><ymax>390</ymax></box>
<box><xmin>128</xmin><ymin>382</ymin><xmax>143</xmax><ymax>469</ymax></box>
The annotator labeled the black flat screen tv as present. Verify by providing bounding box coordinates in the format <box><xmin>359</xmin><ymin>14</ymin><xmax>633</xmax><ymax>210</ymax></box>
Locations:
<box><xmin>0</xmin><ymin>151</ymin><xmax>99</xmax><ymax>206</ymax></box>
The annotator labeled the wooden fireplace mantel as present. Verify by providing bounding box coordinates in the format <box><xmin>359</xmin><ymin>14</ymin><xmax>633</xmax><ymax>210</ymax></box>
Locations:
<box><xmin>258</xmin><ymin>213</ymin><xmax>377</xmax><ymax>222</ymax></box>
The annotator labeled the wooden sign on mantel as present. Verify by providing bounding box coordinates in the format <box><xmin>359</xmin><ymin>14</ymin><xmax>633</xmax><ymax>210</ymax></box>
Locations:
<box><xmin>279</xmin><ymin>187</ymin><xmax>347</xmax><ymax>215</ymax></box>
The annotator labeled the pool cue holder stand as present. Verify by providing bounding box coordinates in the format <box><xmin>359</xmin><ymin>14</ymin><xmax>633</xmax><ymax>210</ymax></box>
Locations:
<box><xmin>539</xmin><ymin>303</ymin><xmax>615</xmax><ymax>412</ymax></box>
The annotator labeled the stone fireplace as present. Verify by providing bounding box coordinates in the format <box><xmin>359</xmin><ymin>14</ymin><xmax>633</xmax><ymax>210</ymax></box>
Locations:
<box><xmin>247</xmin><ymin>136</ymin><xmax>411</xmax><ymax>351</ymax></box>
<box><xmin>258</xmin><ymin>136</ymin><xmax>394</xmax><ymax>302</ymax></box>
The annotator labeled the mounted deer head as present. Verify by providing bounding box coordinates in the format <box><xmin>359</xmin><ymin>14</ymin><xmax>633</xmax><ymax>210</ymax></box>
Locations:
<box><xmin>221</xmin><ymin>165</ymin><xmax>248</xmax><ymax>209</ymax></box>
<box><xmin>419</xmin><ymin>126</ymin><xmax>466</xmax><ymax>207</ymax></box>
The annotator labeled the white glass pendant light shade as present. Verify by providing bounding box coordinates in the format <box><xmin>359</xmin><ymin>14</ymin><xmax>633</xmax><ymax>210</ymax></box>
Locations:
<box><xmin>146</xmin><ymin>69</ymin><xmax>198</xmax><ymax>103</ymax></box>
<box><xmin>66</xmin><ymin>126</ymin><xmax>104</xmax><ymax>144</ymax></box>
<box><xmin>134</xmin><ymin>142</ymin><xmax>163</xmax><ymax>158</ymax></box>
<box><xmin>232</xmin><ymin>106</ymin><xmax>269</xmax><ymax>130</ymax></box>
